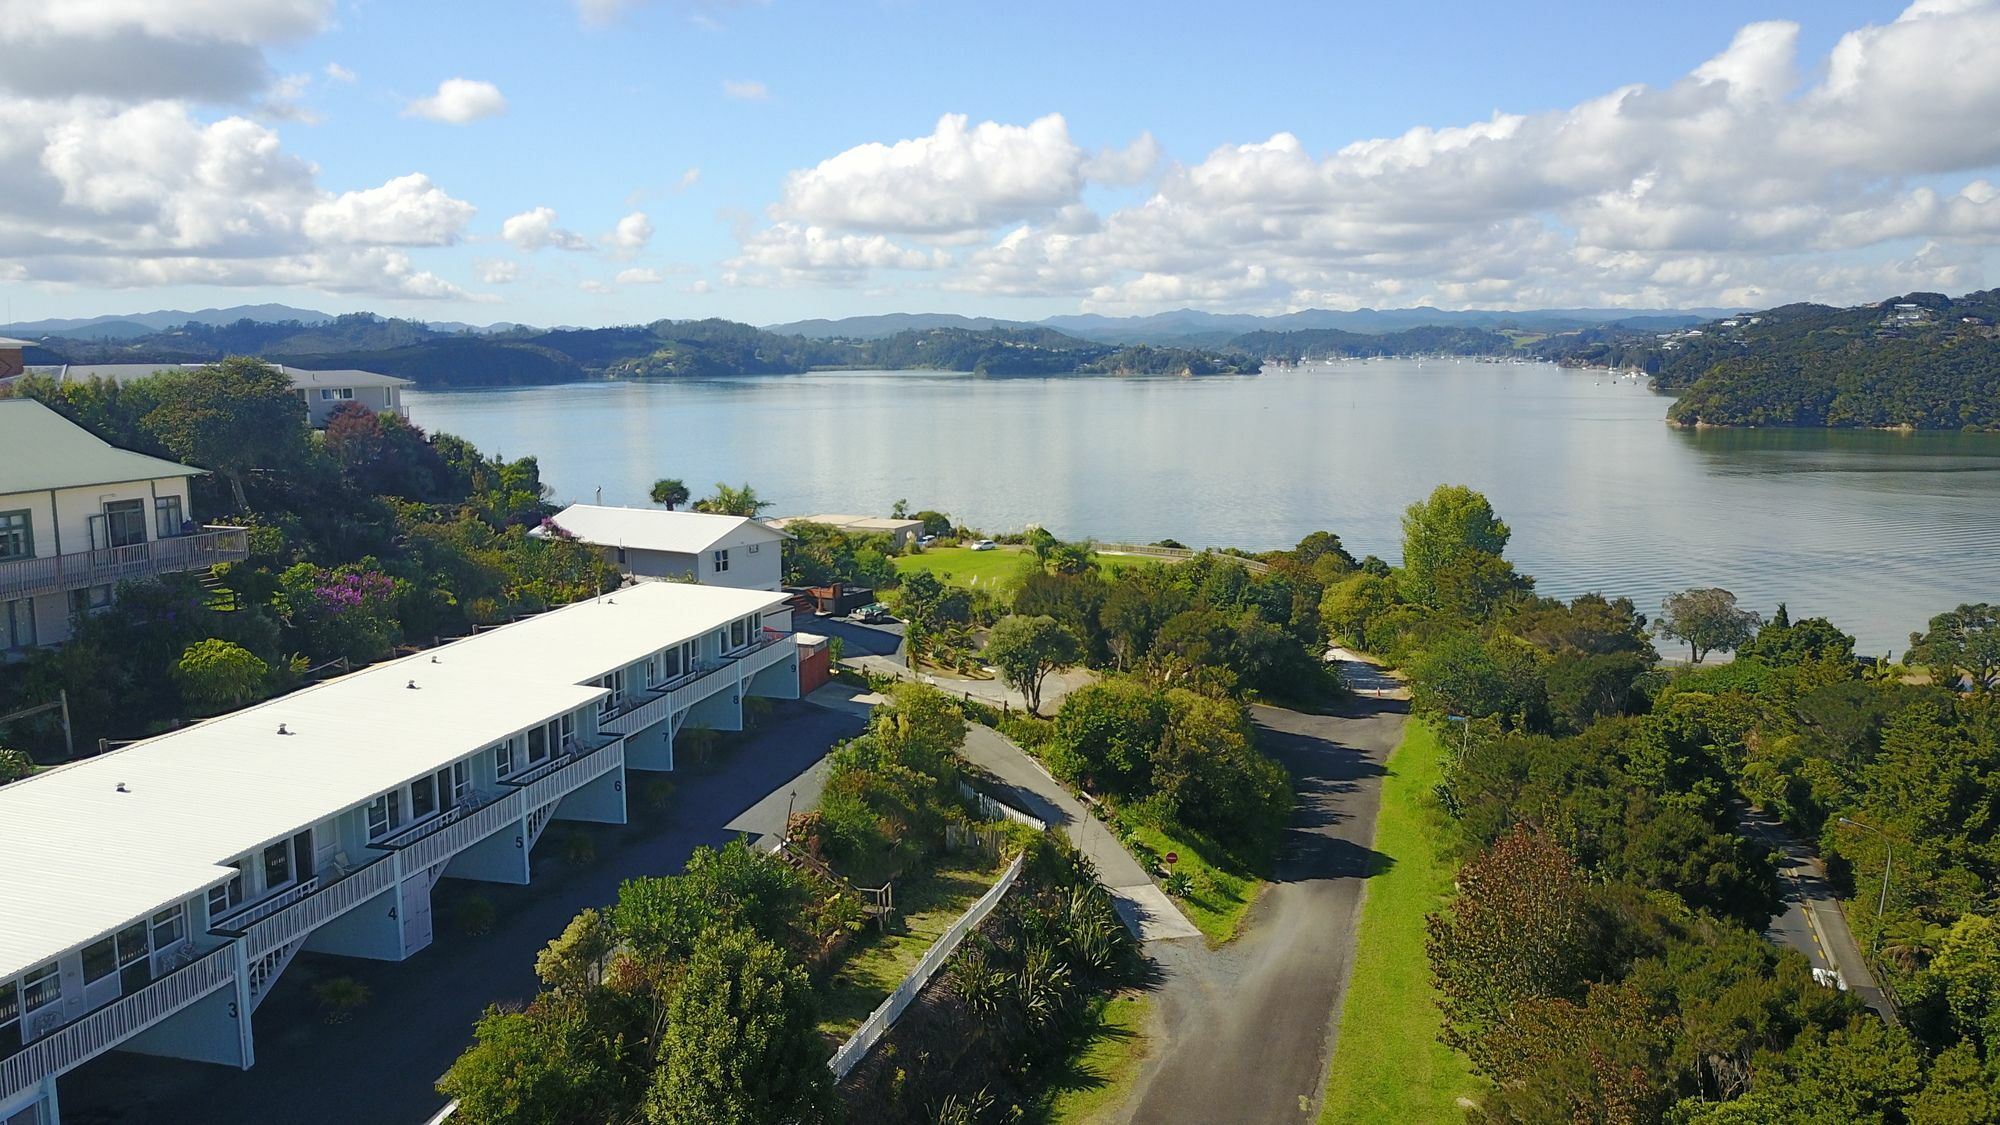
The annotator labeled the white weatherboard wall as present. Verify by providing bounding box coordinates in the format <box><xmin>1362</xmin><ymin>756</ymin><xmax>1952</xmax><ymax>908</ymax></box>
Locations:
<box><xmin>538</xmin><ymin>505</ymin><xmax>786</xmax><ymax>592</ymax></box>
<box><xmin>0</xmin><ymin>581</ymin><xmax>801</xmax><ymax>1125</ymax></box>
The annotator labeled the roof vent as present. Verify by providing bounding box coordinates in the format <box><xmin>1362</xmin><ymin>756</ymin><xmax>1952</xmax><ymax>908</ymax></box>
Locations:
<box><xmin>115</xmin><ymin>782</ymin><xmax>129</xmax><ymax>793</ymax></box>
<box><xmin>407</xmin><ymin>679</ymin><xmax>420</xmax><ymax>690</ymax></box>
<box><xmin>431</xmin><ymin>655</ymin><xmax>440</xmax><ymax>664</ymax></box>
<box><xmin>276</xmin><ymin>723</ymin><xmax>291</xmax><ymax>735</ymax></box>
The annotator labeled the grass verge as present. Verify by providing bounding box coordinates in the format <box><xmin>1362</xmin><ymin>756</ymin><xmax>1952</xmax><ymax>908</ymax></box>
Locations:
<box><xmin>1123</xmin><ymin>822</ymin><xmax>1260</xmax><ymax>947</ymax></box>
<box><xmin>815</xmin><ymin>852</ymin><xmax>1009</xmax><ymax>1040</ymax></box>
<box><xmin>1034</xmin><ymin>991</ymin><xmax>1152</xmax><ymax>1124</ymax></box>
<box><xmin>893</xmin><ymin>547</ymin><xmax>1158</xmax><ymax>590</ymax></box>
<box><xmin>1317</xmin><ymin>721</ymin><xmax>1480</xmax><ymax>1123</ymax></box>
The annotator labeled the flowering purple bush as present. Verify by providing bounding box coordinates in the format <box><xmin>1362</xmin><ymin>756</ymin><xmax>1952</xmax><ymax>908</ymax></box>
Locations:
<box><xmin>313</xmin><ymin>569</ymin><xmax>397</xmax><ymax>614</ymax></box>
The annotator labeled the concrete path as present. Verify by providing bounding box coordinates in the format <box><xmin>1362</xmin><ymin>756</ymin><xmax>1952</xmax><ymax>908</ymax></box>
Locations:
<box><xmin>1120</xmin><ymin>695</ymin><xmax>1405</xmax><ymax>1125</ymax></box>
<box><xmin>1327</xmin><ymin>644</ymin><xmax>1409</xmax><ymax>700</ymax></box>
<box><xmin>1738</xmin><ymin>804</ymin><xmax>1897</xmax><ymax>1023</ymax></box>
<box><xmin>58</xmin><ymin>701</ymin><xmax>866</xmax><ymax>1125</ymax></box>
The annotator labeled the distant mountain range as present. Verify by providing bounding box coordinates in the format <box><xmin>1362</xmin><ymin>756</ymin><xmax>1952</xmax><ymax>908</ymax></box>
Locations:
<box><xmin>0</xmin><ymin>305</ymin><xmax>531</xmax><ymax>340</ymax></box>
<box><xmin>765</xmin><ymin>306</ymin><xmax>1732</xmax><ymax>344</ymax></box>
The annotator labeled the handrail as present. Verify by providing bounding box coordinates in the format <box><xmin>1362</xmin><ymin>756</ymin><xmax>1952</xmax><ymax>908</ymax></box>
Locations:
<box><xmin>209</xmin><ymin>876</ymin><xmax>321</xmax><ymax>933</ymax></box>
<box><xmin>0</xmin><ymin>944</ymin><xmax>236</xmax><ymax>1099</ymax></box>
<box><xmin>0</xmin><ymin>526</ymin><xmax>251</xmax><ymax>600</ymax></box>
<box><xmin>239</xmin><ymin>854</ymin><xmax>398</xmax><ymax>958</ymax></box>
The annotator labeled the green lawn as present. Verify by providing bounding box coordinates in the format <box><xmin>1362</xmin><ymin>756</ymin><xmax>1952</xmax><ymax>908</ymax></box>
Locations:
<box><xmin>1035</xmin><ymin>991</ymin><xmax>1152</xmax><ymax>1124</ymax></box>
<box><xmin>893</xmin><ymin>546</ymin><xmax>1158</xmax><ymax>590</ymax></box>
<box><xmin>815</xmin><ymin>853</ymin><xmax>1010</xmax><ymax>1040</ymax></box>
<box><xmin>1318</xmin><ymin>722</ymin><xmax>1481</xmax><ymax>1123</ymax></box>
<box><xmin>1123</xmin><ymin>823</ymin><xmax>1261</xmax><ymax>947</ymax></box>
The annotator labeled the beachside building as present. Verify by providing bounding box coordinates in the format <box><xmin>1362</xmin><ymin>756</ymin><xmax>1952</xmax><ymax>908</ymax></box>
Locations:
<box><xmin>14</xmin><ymin>363</ymin><xmax>411</xmax><ymax>429</ymax></box>
<box><xmin>0</xmin><ymin>400</ymin><xmax>249</xmax><ymax>656</ymax></box>
<box><xmin>0</xmin><ymin>339</ymin><xmax>33</xmax><ymax>381</ymax></box>
<box><xmin>537</xmin><ymin>504</ymin><xmax>788</xmax><ymax>592</ymax></box>
<box><xmin>0</xmin><ymin>580</ymin><xmax>801</xmax><ymax>1125</ymax></box>
<box><xmin>768</xmin><ymin>513</ymin><xmax>925</xmax><ymax>551</ymax></box>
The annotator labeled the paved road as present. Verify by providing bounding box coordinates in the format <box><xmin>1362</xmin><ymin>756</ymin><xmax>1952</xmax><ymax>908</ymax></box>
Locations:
<box><xmin>59</xmin><ymin>702</ymin><xmax>864</xmax><ymax>1125</ymax></box>
<box><xmin>1738</xmin><ymin>804</ymin><xmax>1897</xmax><ymax>1023</ymax></box>
<box><xmin>953</xmin><ymin>723</ymin><xmax>1200</xmax><ymax>941</ymax></box>
<box><xmin>1121</xmin><ymin>697</ymin><xmax>1404</xmax><ymax>1125</ymax></box>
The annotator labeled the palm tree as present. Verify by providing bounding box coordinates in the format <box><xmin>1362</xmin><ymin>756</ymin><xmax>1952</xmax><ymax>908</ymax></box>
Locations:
<box><xmin>649</xmin><ymin>478</ymin><xmax>689</xmax><ymax>510</ymax></box>
<box><xmin>692</xmin><ymin>482</ymin><xmax>773</xmax><ymax>518</ymax></box>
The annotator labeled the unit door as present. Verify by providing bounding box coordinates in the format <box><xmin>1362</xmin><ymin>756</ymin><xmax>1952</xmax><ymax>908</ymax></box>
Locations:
<box><xmin>398</xmin><ymin>876</ymin><xmax>434</xmax><ymax>955</ymax></box>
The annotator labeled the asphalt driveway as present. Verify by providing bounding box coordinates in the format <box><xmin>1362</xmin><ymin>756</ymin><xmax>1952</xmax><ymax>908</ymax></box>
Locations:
<box><xmin>58</xmin><ymin>701</ymin><xmax>864</xmax><ymax>1125</ymax></box>
<box><xmin>1120</xmin><ymin>697</ymin><xmax>1404</xmax><ymax>1124</ymax></box>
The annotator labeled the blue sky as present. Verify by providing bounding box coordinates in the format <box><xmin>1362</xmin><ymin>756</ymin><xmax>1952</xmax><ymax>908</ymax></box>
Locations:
<box><xmin>2</xmin><ymin>0</ymin><xmax>1996</xmax><ymax>327</ymax></box>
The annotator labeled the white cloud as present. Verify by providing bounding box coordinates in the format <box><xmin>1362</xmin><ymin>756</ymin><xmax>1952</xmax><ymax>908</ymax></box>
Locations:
<box><xmin>303</xmin><ymin>173</ymin><xmax>475</xmax><ymax>245</ymax></box>
<box><xmin>403</xmin><ymin>78</ymin><xmax>507</xmax><ymax>124</ymax></box>
<box><xmin>606</xmin><ymin>210</ymin><xmax>653</xmax><ymax>255</ymax></box>
<box><xmin>722</xmin><ymin>79</ymin><xmax>769</xmax><ymax>101</ymax></box>
<box><xmin>743</xmin><ymin>1</ymin><xmax>2000</xmax><ymax>311</ymax></box>
<box><xmin>678</xmin><ymin>167</ymin><xmax>702</xmax><ymax>190</ymax></box>
<box><xmin>776</xmin><ymin>112</ymin><xmax>1088</xmax><ymax>235</ymax></box>
<box><xmin>579</xmin><ymin>279</ymin><xmax>613</xmax><ymax>294</ymax></box>
<box><xmin>477</xmin><ymin>258</ymin><xmax>521</xmax><ymax>284</ymax></box>
<box><xmin>322</xmin><ymin>61</ymin><xmax>355</xmax><ymax>83</ymax></box>
<box><xmin>500</xmin><ymin>206</ymin><xmax>590</xmax><ymax>251</ymax></box>
<box><xmin>615</xmin><ymin>267</ymin><xmax>663</xmax><ymax>284</ymax></box>
<box><xmin>0</xmin><ymin>0</ymin><xmax>332</xmax><ymax>100</ymax></box>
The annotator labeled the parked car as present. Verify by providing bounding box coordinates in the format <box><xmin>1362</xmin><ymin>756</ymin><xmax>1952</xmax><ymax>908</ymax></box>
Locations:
<box><xmin>968</xmin><ymin>539</ymin><xmax>997</xmax><ymax>551</ymax></box>
<box><xmin>853</xmin><ymin>603</ymin><xmax>896</xmax><ymax>624</ymax></box>
<box><xmin>918</xmin><ymin>534</ymin><xmax>937</xmax><ymax>546</ymax></box>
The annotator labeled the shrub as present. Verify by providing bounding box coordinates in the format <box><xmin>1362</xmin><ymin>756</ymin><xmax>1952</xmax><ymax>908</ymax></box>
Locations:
<box><xmin>173</xmin><ymin>638</ymin><xmax>270</xmax><ymax>711</ymax></box>
<box><xmin>312</xmin><ymin>976</ymin><xmax>372</xmax><ymax>1023</ymax></box>
<box><xmin>561</xmin><ymin>832</ymin><xmax>596</xmax><ymax>867</ymax></box>
<box><xmin>0</xmin><ymin>747</ymin><xmax>33</xmax><ymax>784</ymax></box>
<box><xmin>1164</xmin><ymin>870</ymin><xmax>1194</xmax><ymax>897</ymax></box>
<box><xmin>640</xmin><ymin>777</ymin><xmax>676</xmax><ymax>810</ymax></box>
<box><xmin>455</xmin><ymin>894</ymin><xmax>498</xmax><ymax>937</ymax></box>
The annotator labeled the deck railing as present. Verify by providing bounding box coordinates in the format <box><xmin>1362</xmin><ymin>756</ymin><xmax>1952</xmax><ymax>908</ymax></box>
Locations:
<box><xmin>0</xmin><ymin>526</ymin><xmax>250</xmax><ymax>600</ymax></box>
<box><xmin>602</xmin><ymin>632</ymin><xmax>794</xmax><ymax>737</ymax></box>
<box><xmin>237</xmin><ymin>854</ymin><xmax>399</xmax><ymax>958</ymax></box>
<box><xmin>0</xmin><ymin>944</ymin><xmax>236</xmax><ymax>1099</ymax></box>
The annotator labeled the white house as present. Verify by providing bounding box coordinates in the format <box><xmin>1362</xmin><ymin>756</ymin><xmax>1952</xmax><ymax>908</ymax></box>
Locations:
<box><xmin>0</xmin><ymin>580</ymin><xmax>802</xmax><ymax>1125</ymax></box>
<box><xmin>537</xmin><ymin>504</ymin><xmax>788</xmax><ymax>592</ymax></box>
<box><xmin>15</xmin><ymin>363</ymin><xmax>412</xmax><ymax>429</ymax></box>
<box><xmin>0</xmin><ymin>400</ymin><xmax>249</xmax><ymax>656</ymax></box>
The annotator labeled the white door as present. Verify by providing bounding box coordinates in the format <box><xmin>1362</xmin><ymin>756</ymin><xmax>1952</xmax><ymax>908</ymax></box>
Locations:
<box><xmin>398</xmin><ymin>876</ymin><xmax>433</xmax><ymax>955</ymax></box>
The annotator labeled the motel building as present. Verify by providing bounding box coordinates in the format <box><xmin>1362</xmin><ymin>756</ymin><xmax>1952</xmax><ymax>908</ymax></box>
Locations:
<box><xmin>0</xmin><ymin>580</ymin><xmax>803</xmax><ymax>1125</ymax></box>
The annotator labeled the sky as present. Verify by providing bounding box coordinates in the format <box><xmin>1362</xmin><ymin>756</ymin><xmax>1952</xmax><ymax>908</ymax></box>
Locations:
<box><xmin>2</xmin><ymin>0</ymin><xmax>1999</xmax><ymax>327</ymax></box>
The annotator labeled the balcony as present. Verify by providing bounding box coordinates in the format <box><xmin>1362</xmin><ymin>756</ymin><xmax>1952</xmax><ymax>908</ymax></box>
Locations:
<box><xmin>600</xmin><ymin>630</ymin><xmax>795</xmax><ymax>738</ymax></box>
<box><xmin>0</xmin><ymin>526</ymin><xmax>250</xmax><ymax>601</ymax></box>
<box><xmin>0</xmin><ymin>944</ymin><xmax>236</xmax><ymax>1101</ymax></box>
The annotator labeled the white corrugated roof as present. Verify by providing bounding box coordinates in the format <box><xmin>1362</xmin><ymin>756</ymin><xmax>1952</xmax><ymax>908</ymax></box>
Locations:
<box><xmin>0</xmin><ymin>580</ymin><xmax>784</xmax><ymax>979</ymax></box>
<box><xmin>0</xmin><ymin>398</ymin><xmax>205</xmax><ymax>494</ymax></box>
<box><xmin>539</xmin><ymin>504</ymin><xmax>786</xmax><ymax>556</ymax></box>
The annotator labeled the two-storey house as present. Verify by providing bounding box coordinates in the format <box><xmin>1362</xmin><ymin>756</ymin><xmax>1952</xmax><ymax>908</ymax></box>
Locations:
<box><xmin>536</xmin><ymin>504</ymin><xmax>789</xmax><ymax>592</ymax></box>
<box><xmin>0</xmin><ymin>400</ymin><xmax>248</xmax><ymax>656</ymax></box>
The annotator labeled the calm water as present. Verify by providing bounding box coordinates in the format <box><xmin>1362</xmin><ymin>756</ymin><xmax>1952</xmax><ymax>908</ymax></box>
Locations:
<box><xmin>405</xmin><ymin>361</ymin><xmax>2000</xmax><ymax>656</ymax></box>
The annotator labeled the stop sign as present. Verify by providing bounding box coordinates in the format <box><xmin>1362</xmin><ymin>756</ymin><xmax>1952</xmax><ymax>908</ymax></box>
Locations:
<box><xmin>1164</xmin><ymin>851</ymin><xmax>1179</xmax><ymax>866</ymax></box>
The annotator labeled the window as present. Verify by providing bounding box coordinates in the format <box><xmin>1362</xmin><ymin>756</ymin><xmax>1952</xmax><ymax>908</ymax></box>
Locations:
<box><xmin>87</xmin><ymin>923</ymin><xmax>150</xmax><ymax>990</ymax></box>
<box><xmin>83</xmin><ymin>936</ymin><xmax>119</xmax><ymax>985</ymax></box>
<box><xmin>731</xmin><ymin>619</ymin><xmax>747</xmax><ymax>648</ymax></box>
<box><xmin>0</xmin><ymin>511</ymin><xmax>31</xmax><ymax>560</ymax></box>
<box><xmin>615</xmin><ymin>547</ymin><xmax>628</xmax><ymax>565</ymax></box>
<box><xmin>116</xmin><ymin>921</ymin><xmax>151</xmax><ymax>991</ymax></box>
<box><xmin>559</xmin><ymin>712</ymin><xmax>575</xmax><ymax>749</ymax></box>
<box><xmin>150</xmin><ymin>905</ymin><xmax>185</xmax><ymax>950</ymax></box>
<box><xmin>4</xmin><ymin>599</ymin><xmax>36</xmax><ymax>651</ymax></box>
<box><xmin>21</xmin><ymin>963</ymin><xmax>60</xmax><ymax>1014</ymax></box>
<box><xmin>450</xmin><ymin>760</ymin><xmax>471</xmax><ymax>804</ymax></box>
<box><xmin>68</xmin><ymin>585</ymin><xmax>112</xmax><ymax>619</ymax></box>
<box><xmin>154</xmin><ymin>496</ymin><xmax>185</xmax><ymax>539</ymax></box>
<box><xmin>318</xmin><ymin>387</ymin><xmax>355</xmax><ymax>401</ymax></box>
<box><xmin>494</xmin><ymin>740</ymin><xmax>516</xmax><ymax>778</ymax></box>
<box><xmin>712</xmin><ymin>548</ymin><xmax>730</xmax><ymax>573</ymax></box>
<box><xmin>411</xmin><ymin>775</ymin><xmax>437</xmax><ymax>819</ymax></box>
<box><xmin>643</xmin><ymin>655</ymin><xmax>658</xmax><ymax>686</ymax></box>
<box><xmin>262</xmin><ymin>841</ymin><xmax>292</xmax><ymax>890</ymax></box>
<box><xmin>0</xmin><ymin>979</ymin><xmax>17</xmax><ymax>1045</ymax></box>
<box><xmin>207</xmin><ymin>862</ymin><xmax>245</xmax><ymax>920</ymax></box>
<box><xmin>528</xmin><ymin>724</ymin><xmax>550</xmax><ymax>762</ymax></box>
<box><xmin>366</xmin><ymin>791</ymin><xmax>402</xmax><ymax>840</ymax></box>
<box><xmin>747</xmin><ymin>542</ymin><xmax>760</xmax><ymax>554</ymax></box>
<box><xmin>102</xmin><ymin>499</ymin><xmax>147</xmax><ymax>548</ymax></box>
<box><xmin>663</xmin><ymin>647</ymin><xmax>682</xmax><ymax>678</ymax></box>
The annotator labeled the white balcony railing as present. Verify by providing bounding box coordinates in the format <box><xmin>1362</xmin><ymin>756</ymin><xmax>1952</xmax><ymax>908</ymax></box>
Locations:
<box><xmin>240</xmin><ymin>856</ymin><xmax>398</xmax><ymax>959</ymax></box>
<box><xmin>0</xmin><ymin>945</ymin><xmax>236</xmax><ymax>1100</ymax></box>
<box><xmin>0</xmin><ymin>526</ymin><xmax>250</xmax><ymax>601</ymax></box>
<box><xmin>209</xmin><ymin>877</ymin><xmax>321</xmax><ymax>935</ymax></box>
<box><xmin>600</xmin><ymin>631</ymin><xmax>795</xmax><ymax>737</ymax></box>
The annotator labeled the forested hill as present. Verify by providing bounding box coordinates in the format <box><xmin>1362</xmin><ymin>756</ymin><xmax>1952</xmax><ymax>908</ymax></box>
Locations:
<box><xmin>1557</xmin><ymin>290</ymin><xmax>2000</xmax><ymax>429</ymax></box>
<box><xmin>1225</xmin><ymin>324</ymin><xmax>1517</xmax><ymax>360</ymax></box>
<box><xmin>32</xmin><ymin>315</ymin><xmax>1256</xmax><ymax>384</ymax></box>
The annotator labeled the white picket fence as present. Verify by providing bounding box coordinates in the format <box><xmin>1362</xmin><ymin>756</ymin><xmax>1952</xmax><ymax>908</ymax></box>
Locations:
<box><xmin>827</xmin><ymin>852</ymin><xmax>1025</xmax><ymax>1079</ymax></box>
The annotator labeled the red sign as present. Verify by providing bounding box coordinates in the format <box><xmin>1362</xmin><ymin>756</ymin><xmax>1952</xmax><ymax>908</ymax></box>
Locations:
<box><xmin>1164</xmin><ymin>852</ymin><xmax>1179</xmax><ymax>866</ymax></box>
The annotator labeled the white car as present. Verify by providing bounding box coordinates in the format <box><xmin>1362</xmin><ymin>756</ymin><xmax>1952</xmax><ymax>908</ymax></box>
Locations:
<box><xmin>968</xmin><ymin>539</ymin><xmax>997</xmax><ymax>551</ymax></box>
